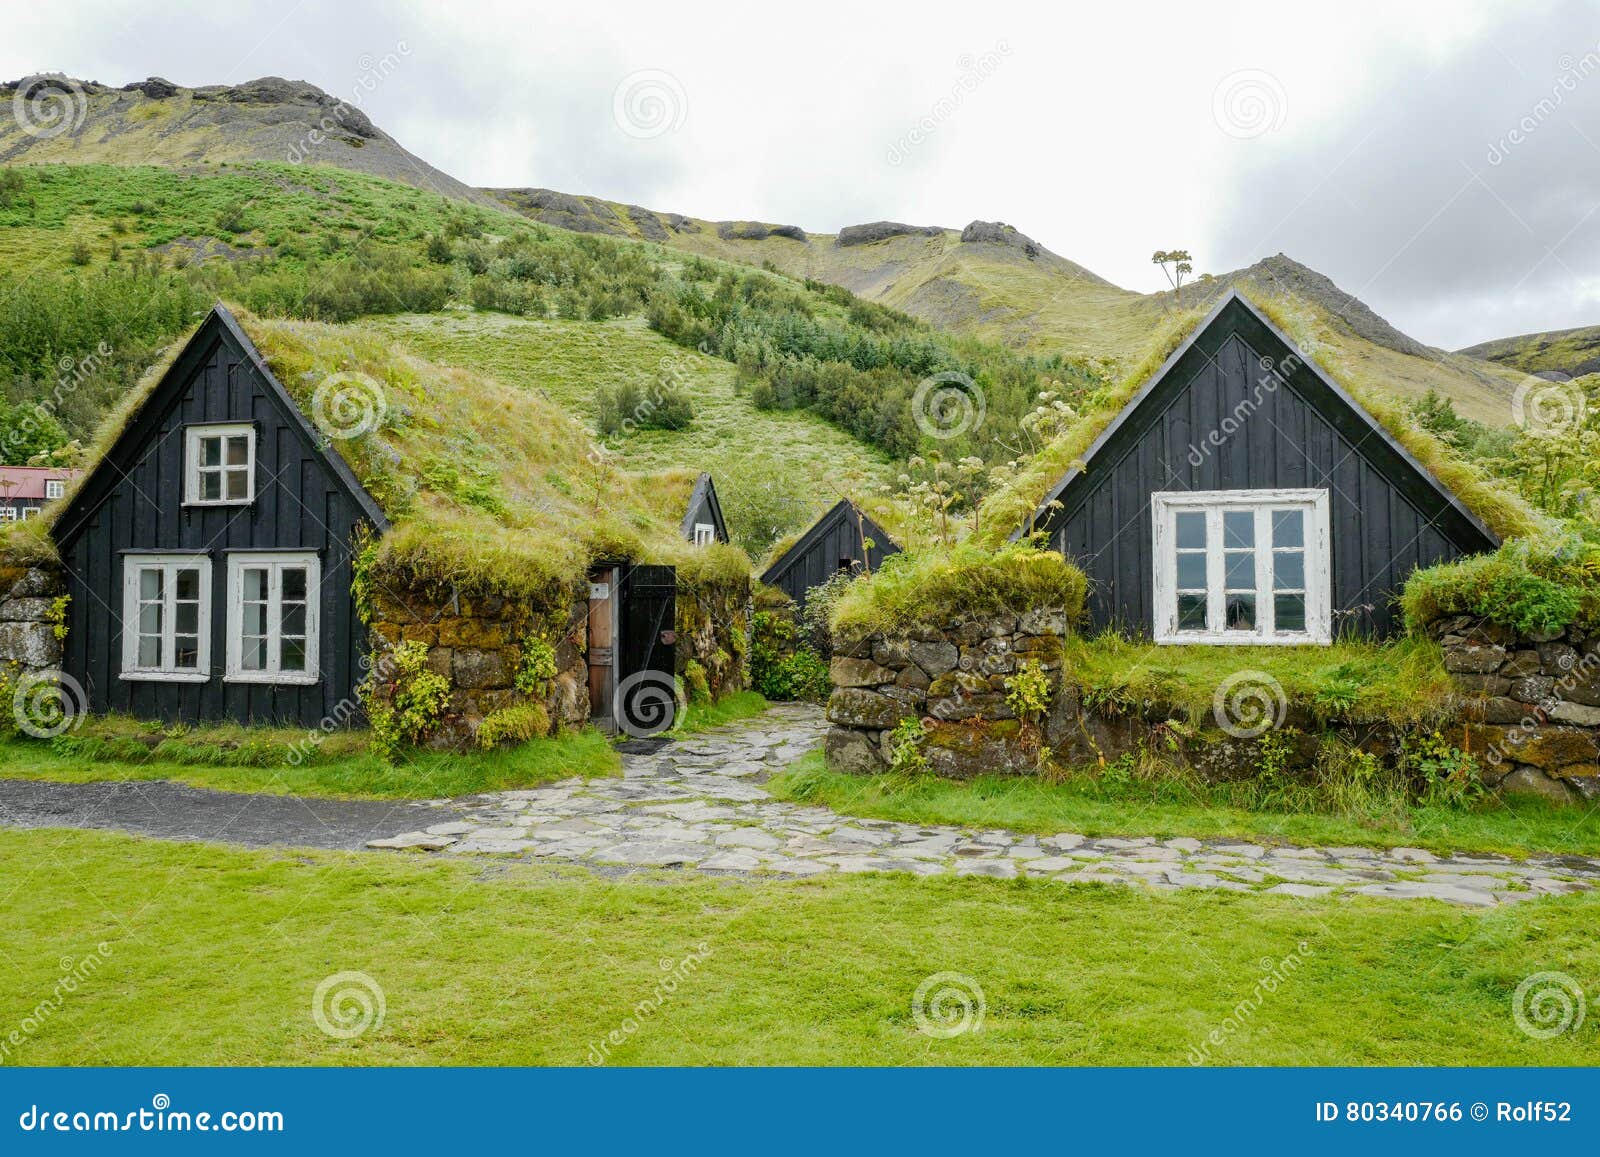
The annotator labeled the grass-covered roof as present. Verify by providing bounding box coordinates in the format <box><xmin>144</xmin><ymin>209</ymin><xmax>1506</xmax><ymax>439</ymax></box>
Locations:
<box><xmin>15</xmin><ymin>305</ymin><xmax>749</xmax><ymax>599</ymax></box>
<box><xmin>975</xmin><ymin>287</ymin><xmax>1547</xmax><ymax>547</ymax></box>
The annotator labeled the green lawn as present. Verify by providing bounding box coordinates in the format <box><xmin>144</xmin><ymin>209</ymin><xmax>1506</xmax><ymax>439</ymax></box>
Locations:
<box><xmin>0</xmin><ymin>827</ymin><xmax>1594</xmax><ymax>1065</ymax></box>
<box><xmin>0</xmin><ymin>726</ymin><xmax>619</xmax><ymax>800</ymax></box>
<box><xmin>673</xmin><ymin>690</ymin><xmax>770</xmax><ymax>735</ymax></box>
<box><xmin>772</xmin><ymin>753</ymin><xmax>1600</xmax><ymax>859</ymax></box>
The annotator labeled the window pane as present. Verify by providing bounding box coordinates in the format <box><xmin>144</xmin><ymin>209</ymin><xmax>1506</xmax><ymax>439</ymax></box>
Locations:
<box><xmin>1273</xmin><ymin>551</ymin><xmax>1305</xmax><ymax>591</ymax></box>
<box><xmin>1225</xmin><ymin>593</ymin><xmax>1256</xmax><ymax>630</ymax></box>
<box><xmin>1223</xmin><ymin>510</ymin><xmax>1254</xmax><ymax>548</ymax></box>
<box><xmin>1224</xmin><ymin>551</ymin><xmax>1254</xmax><ymax>590</ymax></box>
<box><xmin>1275</xmin><ymin>593</ymin><xmax>1306</xmax><ymax>632</ymax></box>
<box><xmin>139</xmin><ymin>569</ymin><xmax>162</xmax><ymax>600</ymax></box>
<box><xmin>138</xmin><ymin>636</ymin><xmax>161</xmax><ymax>667</ymax></box>
<box><xmin>1177</xmin><ymin>594</ymin><xmax>1208</xmax><ymax>630</ymax></box>
<box><xmin>138</xmin><ymin>604</ymin><xmax>162</xmax><ymax>635</ymax></box>
<box><xmin>1176</xmin><ymin>552</ymin><xmax>1206</xmax><ymax>589</ymax></box>
<box><xmin>175</xmin><ymin>568</ymin><xmax>199</xmax><ymax>600</ymax></box>
<box><xmin>242</xmin><ymin>637</ymin><xmax>265</xmax><ymax>670</ymax></box>
<box><xmin>282</xmin><ymin>567</ymin><xmax>307</xmax><ymax>601</ymax></box>
<box><xmin>281</xmin><ymin>637</ymin><xmax>307</xmax><ymax>672</ymax></box>
<box><xmin>225</xmin><ymin>469</ymin><xmax>248</xmax><ymax>500</ymax></box>
<box><xmin>243</xmin><ymin>568</ymin><xmax>267</xmax><ymax>601</ymax></box>
<box><xmin>174</xmin><ymin>637</ymin><xmax>198</xmax><ymax>669</ymax></box>
<box><xmin>1175</xmin><ymin>511</ymin><xmax>1205</xmax><ymax>550</ymax></box>
<box><xmin>281</xmin><ymin>602</ymin><xmax>306</xmax><ymax>637</ymax></box>
<box><xmin>1272</xmin><ymin>508</ymin><xmax>1304</xmax><ymax>548</ymax></box>
<box><xmin>244</xmin><ymin>603</ymin><xmax>268</xmax><ymax>637</ymax></box>
<box><xmin>174</xmin><ymin>602</ymin><xmax>198</xmax><ymax>634</ymax></box>
<box><xmin>201</xmin><ymin>437</ymin><xmax>221</xmax><ymax>467</ymax></box>
<box><xmin>225</xmin><ymin>435</ymin><xmax>249</xmax><ymax>466</ymax></box>
<box><xmin>201</xmin><ymin>472</ymin><xmax>221</xmax><ymax>501</ymax></box>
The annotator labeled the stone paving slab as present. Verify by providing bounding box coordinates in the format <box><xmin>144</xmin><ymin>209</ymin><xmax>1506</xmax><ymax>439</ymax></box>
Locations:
<box><xmin>363</xmin><ymin>703</ymin><xmax>1599</xmax><ymax>907</ymax></box>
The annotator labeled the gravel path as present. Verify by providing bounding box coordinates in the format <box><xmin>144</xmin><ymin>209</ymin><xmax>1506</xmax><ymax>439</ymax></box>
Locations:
<box><xmin>365</xmin><ymin>703</ymin><xmax>1600</xmax><ymax>907</ymax></box>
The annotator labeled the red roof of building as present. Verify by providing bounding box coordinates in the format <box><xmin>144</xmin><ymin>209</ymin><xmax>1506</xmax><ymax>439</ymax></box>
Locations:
<box><xmin>0</xmin><ymin>465</ymin><xmax>80</xmax><ymax>501</ymax></box>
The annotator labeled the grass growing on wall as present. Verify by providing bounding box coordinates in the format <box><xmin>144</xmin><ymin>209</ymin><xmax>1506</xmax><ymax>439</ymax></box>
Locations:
<box><xmin>829</xmin><ymin>544</ymin><xmax>1087</xmax><ymax>634</ymax></box>
<box><xmin>1400</xmin><ymin>535</ymin><xmax>1600</xmax><ymax>634</ymax></box>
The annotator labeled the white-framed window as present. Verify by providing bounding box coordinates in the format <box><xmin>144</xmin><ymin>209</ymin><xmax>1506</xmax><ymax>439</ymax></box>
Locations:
<box><xmin>1152</xmin><ymin>489</ymin><xmax>1331</xmax><ymax>645</ymax></box>
<box><xmin>44</xmin><ymin>479</ymin><xmax>65</xmax><ymax>500</ymax></box>
<box><xmin>19</xmin><ymin>508</ymin><xmax>38</xmax><ymax>520</ymax></box>
<box><xmin>0</xmin><ymin>507</ymin><xmax>16</xmax><ymax>523</ymax></box>
<box><xmin>692</xmin><ymin>522</ymin><xmax>716</xmax><ymax>547</ymax></box>
<box><xmin>184</xmin><ymin>423</ymin><xmax>255</xmax><ymax>505</ymax></box>
<box><xmin>121</xmin><ymin>554</ymin><xmax>211</xmax><ymax>681</ymax></box>
<box><xmin>225</xmin><ymin>552</ymin><xmax>319</xmax><ymax>684</ymax></box>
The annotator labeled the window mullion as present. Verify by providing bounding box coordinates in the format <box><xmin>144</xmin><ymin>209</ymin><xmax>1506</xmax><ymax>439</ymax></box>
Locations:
<box><xmin>1205</xmin><ymin>507</ymin><xmax>1223</xmax><ymax>633</ymax></box>
<box><xmin>1256</xmin><ymin>507</ymin><xmax>1273</xmax><ymax>636</ymax></box>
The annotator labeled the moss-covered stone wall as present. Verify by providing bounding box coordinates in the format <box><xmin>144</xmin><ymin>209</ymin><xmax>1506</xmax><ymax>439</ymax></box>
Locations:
<box><xmin>676</xmin><ymin>576</ymin><xmax>751</xmax><ymax>704</ymax></box>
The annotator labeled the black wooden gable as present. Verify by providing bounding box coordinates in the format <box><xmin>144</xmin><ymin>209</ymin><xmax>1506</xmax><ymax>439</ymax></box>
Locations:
<box><xmin>52</xmin><ymin>303</ymin><xmax>386</xmax><ymax>726</ymax></box>
<box><xmin>678</xmin><ymin>471</ymin><xmax>730</xmax><ymax>544</ymax></box>
<box><xmin>1017</xmin><ymin>290</ymin><xmax>1499</xmax><ymax>637</ymax></box>
<box><xmin>760</xmin><ymin>499</ymin><xmax>900</xmax><ymax>608</ymax></box>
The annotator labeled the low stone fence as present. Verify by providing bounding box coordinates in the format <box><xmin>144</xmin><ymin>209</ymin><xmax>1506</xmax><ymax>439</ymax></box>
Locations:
<box><xmin>823</xmin><ymin>609</ymin><xmax>1600</xmax><ymax>805</ymax></box>
<box><xmin>369</xmin><ymin>582</ymin><xmax>590</xmax><ymax>748</ymax></box>
<box><xmin>1432</xmin><ymin>616</ymin><xmax>1599</xmax><ymax>803</ymax></box>
<box><xmin>677</xmin><ymin>578</ymin><xmax>750</xmax><ymax>703</ymax></box>
<box><xmin>824</xmin><ymin>608</ymin><xmax>1066</xmax><ymax>776</ymax></box>
<box><xmin>0</xmin><ymin>562</ymin><xmax>66</xmax><ymax>683</ymax></box>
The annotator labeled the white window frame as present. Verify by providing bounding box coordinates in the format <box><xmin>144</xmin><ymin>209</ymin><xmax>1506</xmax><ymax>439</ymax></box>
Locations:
<box><xmin>19</xmin><ymin>507</ymin><xmax>38</xmax><ymax>520</ymax></box>
<box><xmin>1152</xmin><ymin>489</ymin><xmax>1331</xmax><ymax>646</ymax></box>
<box><xmin>225</xmin><ymin>551</ymin><xmax>320</xmax><ymax>685</ymax></box>
<box><xmin>184</xmin><ymin>422</ymin><xmax>256</xmax><ymax>506</ymax></box>
<box><xmin>44</xmin><ymin>479</ymin><xmax>65</xmax><ymax>500</ymax></box>
<box><xmin>120</xmin><ymin>554</ymin><xmax>212</xmax><ymax>682</ymax></box>
<box><xmin>692</xmin><ymin>522</ymin><xmax>717</xmax><ymax>547</ymax></box>
<box><xmin>0</xmin><ymin>507</ymin><xmax>16</xmax><ymax>523</ymax></box>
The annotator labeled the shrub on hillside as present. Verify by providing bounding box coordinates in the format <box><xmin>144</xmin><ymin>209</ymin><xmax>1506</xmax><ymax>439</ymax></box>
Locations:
<box><xmin>594</xmin><ymin>378</ymin><xmax>694</xmax><ymax>437</ymax></box>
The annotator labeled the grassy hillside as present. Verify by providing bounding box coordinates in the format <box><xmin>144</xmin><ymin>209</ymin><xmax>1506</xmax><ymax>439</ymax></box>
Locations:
<box><xmin>374</xmin><ymin>312</ymin><xmax>899</xmax><ymax>553</ymax></box>
<box><xmin>1459</xmin><ymin>323</ymin><xmax>1600</xmax><ymax>379</ymax></box>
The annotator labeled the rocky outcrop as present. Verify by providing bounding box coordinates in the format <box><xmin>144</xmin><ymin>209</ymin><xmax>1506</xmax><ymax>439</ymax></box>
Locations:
<box><xmin>959</xmin><ymin>220</ymin><xmax>1042</xmax><ymax>257</ymax></box>
<box><xmin>716</xmin><ymin>221</ymin><xmax>807</xmax><ymax>242</ymax></box>
<box><xmin>836</xmin><ymin>221</ymin><xmax>944</xmax><ymax>247</ymax></box>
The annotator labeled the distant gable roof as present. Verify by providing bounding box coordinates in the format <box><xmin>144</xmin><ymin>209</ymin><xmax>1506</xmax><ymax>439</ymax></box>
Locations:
<box><xmin>678</xmin><ymin>471</ymin><xmax>729</xmax><ymax>543</ymax></box>
<box><xmin>1013</xmin><ymin>289</ymin><xmax>1500</xmax><ymax>553</ymax></box>
<box><xmin>52</xmin><ymin>304</ymin><xmax>387</xmax><ymax>549</ymax></box>
<box><xmin>760</xmin><ymin>498</ymin><xmax>899</xmax><ymax>587</ymax></box>
<box><xmin>0</xmin><ymin>466</ymin><xmax>80</xmax><ymax>501</ymax></box>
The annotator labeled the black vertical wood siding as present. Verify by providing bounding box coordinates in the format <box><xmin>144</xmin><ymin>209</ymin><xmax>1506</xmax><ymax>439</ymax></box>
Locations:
<box><xmin>1039</xmin><ymin>297</ymin><xmax>1496</xmax><ymax>639</ymax></box>
<box><xmin>54</xmin><ymin>315</ymin><xmax>378</xmax><ymax>726</ymax></box>
<box><xmin>760</xmin><ymin>501</ymin><xmax>900</xmax><ymax>608</ymax></box>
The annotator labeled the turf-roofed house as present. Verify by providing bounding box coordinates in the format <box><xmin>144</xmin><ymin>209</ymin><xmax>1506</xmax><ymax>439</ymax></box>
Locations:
<box><xmin>26</xmin><ymin>304</ymin><xmax>750</xmax><ymax>746</ymax></box>
<box><xmin>760</xmin><ymin>498</ymin><xmax>900</xmax><ymax>609</ymax></box>
<box><xmin>1014</xmin><ymin>290</ymin><xmax>1500</xmax><ymax>642</ymax></box>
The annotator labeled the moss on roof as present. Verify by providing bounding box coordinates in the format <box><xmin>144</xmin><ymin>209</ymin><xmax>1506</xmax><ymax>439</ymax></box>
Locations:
<box><xmin>8</xmin><ymin>307</ymin><xmax>750</xmax><ymax>598</ymax></box>
<box><xmin>975</xmin><ymin>288</ymin><xmax>1547</xmax><ymax>547</ymax></box>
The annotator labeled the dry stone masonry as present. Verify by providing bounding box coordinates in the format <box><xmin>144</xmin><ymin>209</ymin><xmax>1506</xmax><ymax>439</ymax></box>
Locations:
<box><xmin>0</xmin><ymin>562</ymin><xmax>66</xmax><ymax>681</ymax></box>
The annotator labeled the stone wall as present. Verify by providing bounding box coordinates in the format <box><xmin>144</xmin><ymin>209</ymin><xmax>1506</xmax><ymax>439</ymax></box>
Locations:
<box><xmin>676</xmin><ymin>578</ymin><xmax>750</xmax><ymax>703</ymax></box>
<box><xmin>0</xmin><ymin>562</ymin><xmax>65</xmax><ymax>681</ymax></box>
<box><xmin>1433</xmin><ymin>616</ymin><xmax>1600</xmax><ymax>803</ymax></box>
<box><xmin>823</xmin><ymin>609</ymin><xmax>1067</xmax><ymax>776</ymax></box>
<box><xmin>823</xmin><ymin>608</ymin><xmax>1600</xmax><ymax>806</ymax></box>
<box><xmin>369</xmin><ymin>582</ymin><xmax>589</xmax><ymax>748</ymax></box>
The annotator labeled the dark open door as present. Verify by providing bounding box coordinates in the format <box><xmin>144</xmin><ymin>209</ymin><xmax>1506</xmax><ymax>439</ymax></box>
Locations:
<box><xmin>615</xmin><ymin>564</ymin><xmax>677</xmax><ymax>737</ymax></box>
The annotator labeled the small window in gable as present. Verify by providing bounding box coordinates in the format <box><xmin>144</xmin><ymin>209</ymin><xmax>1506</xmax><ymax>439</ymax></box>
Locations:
<box><xmin>1153</xmin><ymin>489</ymin><xmax>1331</xmax><ymax>645</ymax></box>
<box><xmin>693</xmin><ymin>522</ymin><xmax>716</xmax><ymax>547</ymax></box>
<box><xmin>121</xmin><ymin>554</ymin><xmax>211</xmax><ymax>681</ymax></box>
<box><xmin>185</xmin><ymin>423</ymin><xmax>255</xmax><ymax>506</ymax></box>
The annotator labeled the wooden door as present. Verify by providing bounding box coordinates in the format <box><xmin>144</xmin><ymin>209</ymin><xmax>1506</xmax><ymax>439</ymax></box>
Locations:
<box><xmin>587</xmin><ymin>566</ymin><xmax>617</xmax><ymax>727</ymax></box>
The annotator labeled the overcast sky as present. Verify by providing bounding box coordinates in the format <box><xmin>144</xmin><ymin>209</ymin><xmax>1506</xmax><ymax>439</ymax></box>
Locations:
<box><xmin>8</xmin><ymin>0</ymin><xmax>1600</xmax><ymax>348</ymax></box>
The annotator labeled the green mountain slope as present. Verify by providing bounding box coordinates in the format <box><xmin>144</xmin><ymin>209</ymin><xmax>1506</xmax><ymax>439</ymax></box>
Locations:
<box><xmin>1459</xmin><ymin>324</ymin><xmax>1600</xmax><ymax>379</ymax></box>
